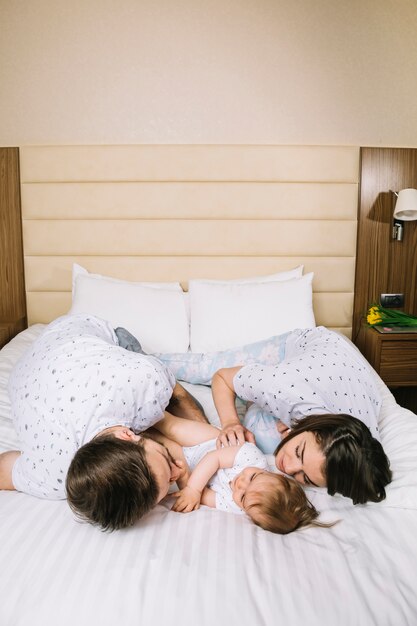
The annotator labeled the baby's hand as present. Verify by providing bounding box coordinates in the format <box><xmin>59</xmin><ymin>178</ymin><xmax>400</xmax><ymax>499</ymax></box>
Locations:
<box><xmin>176</xmin><ymin>468</ymin><xmax>191</xmax><ymax>490</ymax></box>
<box><xmin>174</xmin><ymin>460</ymin><xmax>191</xmax><ymax>490</ymax></box>
<box><xmin>171</xmin><ymin>485</ymin><xmax>201</xmax><ymax>513</ymax></box>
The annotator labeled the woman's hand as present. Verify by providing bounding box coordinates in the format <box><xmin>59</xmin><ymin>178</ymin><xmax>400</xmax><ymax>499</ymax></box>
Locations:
<box><xmin>171</xmin><ymin>485</ymin><xmax>202</xmax><ymax>513</ymax></box>
<box><xmin>276</xmin><ymin>420</ymin><xmax>291</xmax><ymax>440</ymax></box>
<box><xmin>216</xmin><ymin>423</ymin><xmax>255</xmax><ymax>449</ymax></box>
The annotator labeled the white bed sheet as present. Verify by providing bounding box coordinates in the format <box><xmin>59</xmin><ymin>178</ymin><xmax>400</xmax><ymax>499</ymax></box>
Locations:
<box><xmin>1</xmin><ymin>326</ymin><xmax>417</xmax><ymax>626</ymax></box>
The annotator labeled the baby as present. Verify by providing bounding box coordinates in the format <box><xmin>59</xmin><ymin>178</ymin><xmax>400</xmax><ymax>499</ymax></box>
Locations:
<box><xmin>116</xmin><ymin>327</ymin><xmax>329</xmax><ymax>533</ymax></box>
<box><xmin>153</xmin><ymin>414</ymin><xmax>329</xmax><ymax>534</ymax></box>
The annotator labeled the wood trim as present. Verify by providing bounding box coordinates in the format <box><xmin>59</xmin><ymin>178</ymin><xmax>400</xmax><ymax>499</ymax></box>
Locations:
<box><xmin>353</xmin><ymin>148</ymin><xmax>417</xmax><ymax>342</ymax></box>
<box><xmin>0</xmin><ymin>147</ymin><xmax>27</xmax><ymax>328</ymax></box>
<box><xmin>0</xmin><ymin>318</ymin><xmax>27</xmax><ymax>349</ymax></box>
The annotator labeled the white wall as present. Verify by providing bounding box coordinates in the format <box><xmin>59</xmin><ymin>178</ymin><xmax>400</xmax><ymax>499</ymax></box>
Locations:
<box><xmin>1</xmin><ymin>0</ymin><xmax>417</xmax><ymax>146</ymax></box>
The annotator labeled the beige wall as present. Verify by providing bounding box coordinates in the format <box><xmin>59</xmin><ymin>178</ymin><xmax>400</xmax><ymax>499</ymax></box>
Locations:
<box><xmin>1</xmin><ymin>0</ymin><xmax>417</xmax><ymax>146</ymax></box>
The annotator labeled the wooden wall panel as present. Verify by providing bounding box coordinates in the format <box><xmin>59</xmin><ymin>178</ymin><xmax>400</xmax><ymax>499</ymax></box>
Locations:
<box><xmin>353</xmin><ymin>148</ymin><xmax>417</xmax><ymax>342</ymax></box>
<box><xmin>0</xmin><ymin>148</ymin><xmax>27</xmax><ymax>342</ymax></box>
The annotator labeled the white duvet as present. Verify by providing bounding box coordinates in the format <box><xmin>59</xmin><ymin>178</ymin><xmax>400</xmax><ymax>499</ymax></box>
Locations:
<box><xmin>1</xmin><ymin>326</ymin><xmax>417</xmax><ymax>626</ymax></box>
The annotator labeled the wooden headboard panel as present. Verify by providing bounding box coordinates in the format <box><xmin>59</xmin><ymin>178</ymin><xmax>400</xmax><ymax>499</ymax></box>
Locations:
<box><xmin>20</xmin><ymin>145</ymin><xmax>359</xmax><ymax>337</ymax></box>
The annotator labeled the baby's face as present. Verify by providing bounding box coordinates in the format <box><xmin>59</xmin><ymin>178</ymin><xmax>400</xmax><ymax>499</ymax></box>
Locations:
<box><xmin>231</xmin><ymin>468</ymin><xmax>279</xmax><ymax>511</ymax></box>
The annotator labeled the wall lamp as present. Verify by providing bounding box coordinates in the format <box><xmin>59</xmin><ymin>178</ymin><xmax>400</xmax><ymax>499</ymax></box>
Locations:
<box><xmin>392</xmin><ymin>188</ymin><xmax>417</xmax><ymax>241</ymax></box>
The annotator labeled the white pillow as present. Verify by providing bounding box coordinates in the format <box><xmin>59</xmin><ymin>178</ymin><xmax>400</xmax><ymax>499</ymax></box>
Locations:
<box><xmin>189</xmin><ymin>273</ymin><xmax>315</xmax><ymax>352</ymax></box>
<box><xmin>182</xmin><ymin>266</ymin><xmax>303</xmax><ymax>323</ymax></box>
<box><xmin>194</xmin><ymin>265</ymin><xmax>304</xmax><ymax>285</ymax></box>
<box><xmin>72</xmin><ymin>263</ymin><xmax>183</xmax><ymax>293</ymax></box>
<box><xmin>70</xmin><ymin>266</ymin><xmax>189</xmax><ymax>353</ymax></box>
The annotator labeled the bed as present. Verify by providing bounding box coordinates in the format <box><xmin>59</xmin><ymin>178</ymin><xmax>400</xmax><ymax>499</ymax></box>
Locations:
<box><xmin>1</xmin><ymin>145</ymin><xmax>416</xmax><ymax>626</ymax></box>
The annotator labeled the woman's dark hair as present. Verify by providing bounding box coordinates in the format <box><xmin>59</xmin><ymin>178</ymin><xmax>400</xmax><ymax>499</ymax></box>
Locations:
<box><xmin>66</xmin><ymin>436</ymin><xmax>159</xmax><ymax>531</ymax></box>
<box><xmin>275</xmin><ymin>414</ymin><xmax>392</xmax><ymax>504</ymax></box>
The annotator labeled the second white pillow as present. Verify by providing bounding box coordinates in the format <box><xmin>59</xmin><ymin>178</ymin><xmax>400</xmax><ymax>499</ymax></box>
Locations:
<box><xmin>189</xmin><ymin>273</ymin><xmax>315</xmax><ymax>352</ymax></box>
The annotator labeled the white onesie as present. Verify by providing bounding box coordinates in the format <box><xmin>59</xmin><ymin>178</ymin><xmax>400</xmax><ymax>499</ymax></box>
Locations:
<box><xmin>8</xmin><ymin>314</ymin><xmax>175</xmax><ymax>499</ymax></box>
<box><xmin>182</xmin><ymin>440</ymin><xmax>268</xmax><ymax>514</ymax></box>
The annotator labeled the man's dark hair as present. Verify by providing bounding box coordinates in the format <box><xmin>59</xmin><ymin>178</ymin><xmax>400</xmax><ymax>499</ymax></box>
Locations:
<box><xmin>66</xmin><ymin>437</ymin><xmax>158</xmax><ymax>531</ymax></box>
<box><xmin>275</xmin><ymin>414</ymin><xmax>392</xmax><ymax>504</ymax></box>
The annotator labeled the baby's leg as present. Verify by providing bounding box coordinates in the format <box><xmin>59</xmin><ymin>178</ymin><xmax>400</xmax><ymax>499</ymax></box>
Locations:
<box><xmin>155</xmin><ymin>333</ymin><xmax>290</xmax><ymax>385</ymax></box>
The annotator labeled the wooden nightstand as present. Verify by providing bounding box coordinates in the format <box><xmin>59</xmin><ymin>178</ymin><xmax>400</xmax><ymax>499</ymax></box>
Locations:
<box><xmin>356</xmin><ymin>326</ymin><xmax>417</xmax><ymax>413</ymax></box>
<box><xmin>358</xmin><ymin>326</ymin><xmax>417</xmax><ymax>386</ymax></box>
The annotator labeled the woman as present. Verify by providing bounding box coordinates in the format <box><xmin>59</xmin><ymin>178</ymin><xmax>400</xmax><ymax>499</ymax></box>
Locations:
<box><xmin>157</xmin><ymin>327</ymin><xmax>392</xmax><ymax>504</ymax></box>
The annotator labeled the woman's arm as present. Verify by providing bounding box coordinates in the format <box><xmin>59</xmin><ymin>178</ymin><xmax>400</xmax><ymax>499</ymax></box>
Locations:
<box><xmin>212</xmin><ymin>367</ymin><xmax>255</xmax><ymax>448</ymax></box>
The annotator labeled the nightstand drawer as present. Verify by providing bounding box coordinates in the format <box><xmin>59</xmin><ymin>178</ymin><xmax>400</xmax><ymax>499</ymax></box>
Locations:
<box><xmin>379</xmin><ymin>341</ymin><xmax>417</xmax><ymax>385</ymax></box>
<box><xmin>379</xmin><ymin>341</ymin><xmax>417</xmax><ymax>386</ymax></box>
<box><xmin>356</xmin><ymin>326</ymin><xmax>417</xmax><ymax>388</ymax></box>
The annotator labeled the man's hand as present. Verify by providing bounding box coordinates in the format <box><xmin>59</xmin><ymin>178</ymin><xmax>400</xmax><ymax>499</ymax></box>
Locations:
<box><xmin>216</xmin><ymin>423</ymin><xmax>255</xmax><ymax>449</ymax></box>
<box><xmin>171</xmin><ymin>485</ymin><xmax>202</xmax><ymax>513</ymax></box>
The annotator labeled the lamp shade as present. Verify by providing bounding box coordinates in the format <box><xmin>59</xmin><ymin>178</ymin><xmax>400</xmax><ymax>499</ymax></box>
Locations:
<box><xmin>393</xmin><ymin>188</ymin><xmax>417</xmax><ymax>221</ymax></box>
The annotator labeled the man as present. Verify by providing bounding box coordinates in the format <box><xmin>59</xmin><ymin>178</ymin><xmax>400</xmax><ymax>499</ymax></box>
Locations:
<box><xmin>0</xmin><ymin>314</ymin><xmax>206</xmax><ymax>528</ymax></box>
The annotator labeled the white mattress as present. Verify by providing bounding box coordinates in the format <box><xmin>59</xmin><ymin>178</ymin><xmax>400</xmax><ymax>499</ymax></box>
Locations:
<box><xmin>1</xmin><ymin>326</ymin><xmax>417</xmax><ymax>626</ymax></box>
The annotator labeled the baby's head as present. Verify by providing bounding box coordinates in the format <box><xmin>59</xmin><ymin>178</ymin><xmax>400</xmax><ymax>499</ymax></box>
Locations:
<box><xmin>231</xmin><ymin>467</ymin><xmax>322</xmax><ymax>534</ymax></box>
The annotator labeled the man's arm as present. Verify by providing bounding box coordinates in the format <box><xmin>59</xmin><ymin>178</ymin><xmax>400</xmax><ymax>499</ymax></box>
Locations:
<box><xmin>166</xmin><ymin>383</ymin><xmax>208</xmax><ymax>423</ymax></box>
<box><xmin>212</xmin><ymin>367</ymin><xmax>255</xmax><ymax>448</ymax></box>
<box><xmin>154</xmin><ymin>412</ymin><xmax>219</xmax><ymax>446</ymax></box>
<box><xmin>0</xmin><ymin>451</ymin><xmax>19</xmax><ymax>490</ymax></box>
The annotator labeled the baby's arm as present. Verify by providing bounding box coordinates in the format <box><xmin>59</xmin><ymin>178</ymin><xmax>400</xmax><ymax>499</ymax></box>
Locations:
<box><xmin>154</xmin><ymin>412</ymin><xmax>220</xmax><ymax>446</ymax></box>
<box><xmin>172</xmin><ymin>445</ymin><xmax>240</xmax><ymax>512</ymax></box>
<box><xmin>200</xmin><ymin>487</ymin><xmax>216</xmax><ymax>508</ymax></box>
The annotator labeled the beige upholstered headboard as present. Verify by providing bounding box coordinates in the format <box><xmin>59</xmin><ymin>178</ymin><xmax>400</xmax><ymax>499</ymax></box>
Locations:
<box><xmin>20</xmin><ymin>145</ymin><xmax>359</xmax><ymax>337</ymax></box>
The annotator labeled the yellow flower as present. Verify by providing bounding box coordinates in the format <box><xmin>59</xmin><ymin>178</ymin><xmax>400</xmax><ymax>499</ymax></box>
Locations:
<box><xmin>366</xmin><ymin>303</ymin><xmax>417</xmax><ymax>327</ymax></box>
<box><xmin>366</xmin><ymin>305</ymin><xmax>383</xmax><ymax>325</ymax></box>
<box><xmin>367</xmin><ymin>310</ymin><xmax>382</xmax><ymax>325</ymax></box>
